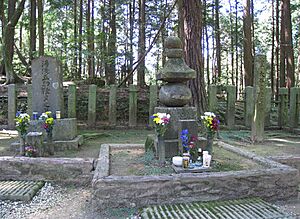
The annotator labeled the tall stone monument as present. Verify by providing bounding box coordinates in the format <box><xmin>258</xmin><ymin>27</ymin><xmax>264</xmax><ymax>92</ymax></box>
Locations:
<box><xmin>155</xmin><ymin>36</ymin><xmax>197</xmax><ymax>158</ymax></box>
<box><xmin>31</xmin><ymin>56</ymin><xmax>64</xmax><ymax>115</ymax></box>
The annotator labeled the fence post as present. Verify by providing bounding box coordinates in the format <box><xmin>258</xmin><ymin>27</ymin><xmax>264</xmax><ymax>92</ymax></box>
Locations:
<box><xmin>244</xmin><ymin>86</ymin><xmax>254</xmax><ymax>128</ymax></box>
<box><xmin>148</xmin><ymin>85</ymin><xmax>158</xmax><ymax>127</ymax></box>
<box><xmin>226</xmin><ymin>85</ymin><xmax>236</xmax><ymax>129</ymax></box>
<box><xmin>129</xmin><ymin>85</ymin><xmax>138</xmax><ymax>127</ymax></box>
<box><xmin>8</xmin><ymin>84</ymin><xmax>16</xmax><ymax>129</ymax></box>
<box><xmin>208</xmin><ymin>85</ymin><xmax>217</xmax><ymax>112</ymax></box>
<box><xmin>109</xmin><ymin>85</ymin><xmax>117</xmax><ymax>126</ymax></box>
<box><xmin>289</xmin><ymin>87</ymin><xmax>299</xmax><ymax>129</ymax></box>
<box><xmin>27</xmin><ymin>84</ymin><xmax>33</xmax><ymax>117</ymax></box>
<box><xmin>278</xmin><ymin>87</ymin><xmax>288</xmax><ymax>128</ymax></box>
<box><xmin>88</xmin><ymin>84</ymin><xmax>97</xmax><ymax>126</ymax></box>
<box><xmin>68</xmin><ymin>84</ymin><xmax>77</xmax><ymax>118</ymax></box>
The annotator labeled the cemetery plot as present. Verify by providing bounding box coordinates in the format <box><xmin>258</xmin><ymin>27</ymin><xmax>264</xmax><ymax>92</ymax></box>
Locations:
<box><xmin>109</xmin><ymin>145</ymin><xmax>264</xmax><ymax>176</ymax></box>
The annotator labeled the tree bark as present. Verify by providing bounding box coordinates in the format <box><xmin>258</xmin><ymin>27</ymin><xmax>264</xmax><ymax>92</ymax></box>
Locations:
<box><xmin>78</xmin><ymin>0</ymin><xmax>83</xmax><ymax>79</ymax></box>
<box><xmin>72</xmin><ymin>0</ymin><xmax>78</xmax><ymax>78</ymax></box>
<box><xmin>270</xmin><ymin>0</ymin><xmax>275</xmax><ymax>95</ymax></box>
<box><xmin>29</xmin><ymin>0</ymin><xmax>37</xmax><ymax>61</ymax></box>
<box><xmin>181</xmin><ymin>0</ymin><xmax>207</xmax><ymax>114</ymax></box>
<box><xmin>106</xmin><ymin>0</ymin><xmax>116</xmax><ymax>84</ymax></box>
<box><xmin>37</xmin><ymin>0</ymin><xmax>44</xmax><ymax>56</ymax></box>
<box><xmin>243</xmin><ymin>0</ymin><xmax>253</xmax><ymax>86</ymax></box>
<box><xmin>3</xmin><ymin>0</ymin><xmax>26</xmax><ymax>84</ymax></box>
<box><xmin>137</xmin><ymin>0</ymin><xmax>146</xmax><ymax>87</ymax></box>
<box><xmin>215</xmin><ymin>0</ymin><xmax>221</xmax><ymax>83</ymax></box>
<box><xmin>128</xmin><ymin>0</ymin><xmax>135</xmax><ymax>85</ymax></box>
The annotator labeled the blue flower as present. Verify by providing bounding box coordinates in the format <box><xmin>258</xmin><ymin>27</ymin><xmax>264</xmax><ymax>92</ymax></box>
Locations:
<box><xmin>181</xmin><ymin>129</ymin><xmax>189</xmax><ymax>135</ymax></box>
<box><xmin>16</xmin><ymin>111</ymin><xmax>21</xmax><ymax>117</ymax></box>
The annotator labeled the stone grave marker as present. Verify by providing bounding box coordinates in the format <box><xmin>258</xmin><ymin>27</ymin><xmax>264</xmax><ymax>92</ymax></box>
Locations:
<box><xmin>31</xmin><ymin>56</ymin><xmax>64</xmax><ymax>115</ymax></box>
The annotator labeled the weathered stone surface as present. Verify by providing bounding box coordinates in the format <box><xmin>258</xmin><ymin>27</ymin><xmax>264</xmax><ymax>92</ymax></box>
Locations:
<box><xmin>129</xmin><ymin>85</ymin><xmax>138</xmax><ymax>127</ymax></box>
<box><xmin>93</xmin><ymin>144</ymin><xmax>110</xmax><ymax>180</ymax></box>
<box><xmin>31</xmin><ymin>56</ymin><xmax>64</xmax><ymax>115</ymax></box>
<box><xmin>271</xmin><ymin>156</ymin><xmax>300</xmax><ymax>171</ymax></box>
<box><xmin>88</xmin><ymin>85</ymin><xmax>97</xmax><ymax>126</ymax></box>
<box><xmin>289</xmin><ymin>87</ymin><xmax>300</xmax><ymax>129</ymax></box>
<box><xmin>0</xmin><ymin>156</ymin><xmax>94</xmax><ymax>184</ymax></box>
<box><xmin>278</xmin><ymin>88</ymin><xmax>288</xmax><ymax>128</ymax></box>
<box><xmin>208</xmin><ymin>85</ymin><xmax>217</xmax><ymax>112</ymax></box>
<box><xmin>8</xmin><ymin>84</ymin><xmax>16</xmax><ymax>129</ymax></box>
<box><xmin>244</xmin><ymin>86</ymin><xmax>254</xmax><ymax>128</ymax></box>
<box><xmin>159</xmin><ymin>83</ymin><xmax>192</xmax><ymax>107</ymax></box>
<box><xmin>67</xmin><ymin>84</ymin><xmax>77</xmax><ymax>118</ymax></box>
<box><xmin>226</xmin><ymin>86</ymin><xmax>236</xmax><ymax>128</ymax></box>
<box><xmin>92</xmin><ymin>142</ymin><xmax>299</xmax><ymax>210</ymax></box>
<box><xmin>26</xmin><ymin>132</ymin><xmax>44</xmax><ymax>156</ymax></box>
<box><xmin>28</xmin><ymin>118</ymin><xmax>77</xmax><ymax>141</ymax></box>
<box><xmin>27</xmin><ymin>84</ymin><xmax>33</xmax><ymax>117</ymax></box>
<box><xmin>155</xmin><ymin>107</ymin><xmax>197</xmax><ymax>140</ymax></box>
<box><xmin>148</xmin><ymin>85</ymin><xmax>158</xmax><ymax>127</ymax></box>
<box><xmin>109</xmin><ymin>85</ymin><xmax>117</xmax><ymax>126</ymax></box>
<box><xmin>178</xmin><ymin>119</ymin><xmax>198</xmax><ymax>154</ymax></box>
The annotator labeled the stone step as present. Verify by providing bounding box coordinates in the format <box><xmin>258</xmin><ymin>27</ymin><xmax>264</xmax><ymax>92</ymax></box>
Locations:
<box><xmin>0</xmin><ymin>180</ymin><xmax>45</xmax><ymax>201</ymax></box>
<box><xmin>140</xmin><ymin>198</ymin><xmax>297</xmax><ymax>219</ymax></box>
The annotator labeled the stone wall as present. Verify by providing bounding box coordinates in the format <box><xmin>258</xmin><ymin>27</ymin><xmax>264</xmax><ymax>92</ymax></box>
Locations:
<box><xmin>271</xmin><ymin>156</ymin><xmax>300</xmax><ymax>171</ymax></box>
<box><xmin>0</xmin><ymin>156</ymin><xmax>95</xmax><ymax>185</ymax></box>
<box><xmin>92</xmin><ymin>143</ymin><xmax>300</xmax><ymax>210</ymax></box>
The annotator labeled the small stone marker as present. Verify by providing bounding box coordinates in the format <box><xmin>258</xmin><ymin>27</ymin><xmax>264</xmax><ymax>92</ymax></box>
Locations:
<box><xmin>278</xmin><ymin>87</ymin><xmax>288</xmax><ymax>128</ymax></box>
<box><xmin>88</xmin><ymin>84</ymin><xmax>97</xmax><ymax>126</ymax></box>
<box><xmin>26</xmin><ymin>132</ymin><xmax>44</xmax><ymax>156</ymax></box>
<box><xmin>208</xmin><ymin>85</ymin><xmax>217</xmax><ymax>112</ymax></box>
<box><xmin>67</xmin><ymin>84</ymin><xmax>76</xmax><ymax>118</ymax></box>
<box><xmin>226</xmin><ymin>85</ymin><xmax>236</xmax><ymax>128</ymax></box>
<box><xmin>109</xmin><ymin>85</ymin><xmax>117</xmax><ymax>126</ymax></box>
<box><xmin>149</xmin><ymin>85</ymin><xmax>158</xmax><ymax>127</ymax></box>
<box><xmin>129</xmin><ymin>85</ymin><xmax>138</xmax><ymax>127</ymax></box>
<box><xmin>0</xmin><ymin>180</ymin><xmax>45</xmax><ymax>201</ymax></box>
<box><xmin>7</xmin><ymin>84</ymin><xmax>16</xmax><ymax>129</ymax></box>
<box><xmin>289</xmin><ymin>87</ymin><xmax>300</xmax><ymax>129</ymax></box>
<box><xmin>31</xmin><ymin>56</ymin><xmax>64</xmax><ymax>115</ymax></box>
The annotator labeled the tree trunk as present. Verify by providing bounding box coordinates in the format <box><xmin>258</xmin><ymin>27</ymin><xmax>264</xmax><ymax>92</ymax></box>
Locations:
<box><xmin>37</xmin><ymin>0</ymin><xmax>44</xmax><ymax>56</ymax></box>
<box><xmin>3</xmin><ymin>0</ymin><xmax>25</xmax><ymax>84</ymax></box>
<box><xmin>215</xmin><ymin>0</ymin><xmax>221</xmax><ymax>83</ymax></box>
<box><xmin>270</xmin><ymin>0</ymin><xmax>275</xmax><ymax>95</ymax></box>
<box><xmin>243</xmin><ymin>0</ymin><xmax>253</xmax><ymax>86</ymax></box>
<box><xmin>297</xmin><ymin>21</ymin><xmax>300</xmax><ymax>86</ymax></box>
<box><xmin>137</xmin><ymin>0</ymin><xmax>146</xmax><ymax>87</ymax></box>
<box><xmin>29</xmin><ymin>0</ymin><xmax>36</xmax><ymax>62</ymax></box>
<box><xmin>106</xmin><ymin>0</ymin><xmax>116</xmax><ymax>85</ymax></box>
<box><xmin>229</xmin><ymin>0</ymin><xmax>234</xmax><ymax>85</ymax></box>
<box><xmin>72</xmin><ymin>0</ymin><xmax>78</xmax><ymax>78</ymax></box>
<box><xmin>181</xmin><ymin>0</ymin><xmax>207</xmax><ymax>114</ymax></box>
<box><xmin>283</xmin><ymin>0</ymin><xmax>294</xmax><ymax>88</ymax></box>
<box><xmin>78</xmin><ymin>0</ymin><xmax>83</xmax><ymax>79</ymax></box>
<box><xmin>86</xmin><ymin>0</ymin><xmax>93</xmax><ymax>78</ymax></box>
<box><xmin>128</xmin><ymin>0</ymin><xmax>135</xmax><ymax>85</ymax></box>
<box><xmin>275</xmin><ymin>0</ymin><xmax>280</xmax><ymax>98</ymax></box>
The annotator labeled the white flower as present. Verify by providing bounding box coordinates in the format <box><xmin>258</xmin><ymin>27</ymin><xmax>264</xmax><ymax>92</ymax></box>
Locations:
<box><xmin>39</xmin><ymin>113</ymin><xmax>48</xmax><ymax>120</ymax></box>
<box><xmin>19</xmin><ymin>113</ymin><xmax>29</xmax><ymax>119</ymax></box>
<box><xmin>204</xmin><ymin>112</ymin><xmax>216</xmax><ymax>117</ymax></box>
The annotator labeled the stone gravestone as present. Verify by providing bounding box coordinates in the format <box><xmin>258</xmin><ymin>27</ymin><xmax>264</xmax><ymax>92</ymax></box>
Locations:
<box><xmin>31</xmin><ymin>56</ymin><xmax>64</xmax><ymax>115</ymax></box>
<box><xmin>155</xmin><ymin>36</ymin><xmax>197</xmax><ymax>159</ymax></box>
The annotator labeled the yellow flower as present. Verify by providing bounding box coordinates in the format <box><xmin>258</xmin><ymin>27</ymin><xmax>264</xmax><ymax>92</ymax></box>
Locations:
<box><xmin>45</xmin><ymin>111</ymin><xmax>52</xmax><ymax>116</ymax></box>
<box><xmin>153</xmin><ymin>117</ymin><xmax>160</xmax><ymax>124</ymax></box>
<box><xmin>46</xmin><ymin>118</ymin><xmax>54</xmax><ymax>125</ymax></box>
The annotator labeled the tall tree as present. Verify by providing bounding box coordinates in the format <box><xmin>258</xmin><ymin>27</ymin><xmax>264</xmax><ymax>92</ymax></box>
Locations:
<box><xmin>37</xmin><ymin>0</ymin><xmax>44</xmax><ymax>56</ymax></box>
<box><xmin>215</xmin><ymin>0</ymin><xmax>221</xmax><ymax>83</ymax></box>
<box><xmin>106</xmin><ymin>0</ymin><xmax>116</xmax><ymax>84</ymax></box>
<box><xmin>137</xmin><ymin>0</ymin><xmax>145</xmax><ymax>87</ymax></box>
<box><xmin>181</xmin><ymin>0</ymin><xmax>207</xmax><ymax>114</ymax></box>
<box><xmin>86</xmin><ymin>0</ymin><xmax>95</xmax><ymax>78</ymax></box>
<box><xmin>2</xmin><ymin>0</ymin><xmax>26</xmax><ymax>83</ymax></box>
<box><xmin>78</xmin><ymin>0</ymin><xmax>83</xmax><ymax>79</ymax></box>
<box><xmin>72</xmin><ymin>0</ymin><xmax>78</xmax><ymax>78</ymax></box>
<box><xmin>270</xmin><ymin>0</ymin><xmax>275</xmax><ymax>95</ymax></box>
<box><xmin>128</xmin><ymin>0</ymin><xmax>135</xmax><ymax>84</ymax></box>
<box><xmin>243</xmin><ymin>0</ymin><xmax>253</xmax><ymax>86</ymax></box>
<box><xmin>29</xmin><ymin>0</ymin><xmax>37</xmax><ymax>62</ymax></box>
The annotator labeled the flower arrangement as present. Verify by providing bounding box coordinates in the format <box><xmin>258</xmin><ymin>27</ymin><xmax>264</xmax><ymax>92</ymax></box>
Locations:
<box><xmin>24</xmin><ymin>145</ymin><xmax>37</xmax><ymax>157</ymax></box>
<box><xmin>201</xmin><ymin>112</ymin><xmax>220</xmax><ymax>137</ymax></box>
<box><xmin>180</xmin><ymin>129</ymin><xmax>198</xmax><ymax>158</ymax></box>
<box><xmin>39</xmin><ymin>111</ymin><xmax>54</xmax><ymax>133</ymax></box>
<box><xmin>15</xmin><ymin>112</ymin><xmax>30</xmax><ymax>137</ymax></box>
<box><xmin>150</xmin><ymin>113</ymin><xmax>171</xmax><ymax>136</ymax></box>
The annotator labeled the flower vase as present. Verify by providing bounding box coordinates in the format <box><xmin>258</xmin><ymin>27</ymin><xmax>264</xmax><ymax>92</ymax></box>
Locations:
<box><xmin>157</xmin><ymin>135</ymin><xmax>165</xmax><ymax>162</ymax></box>
<box><xmin>47</xmin><ymin>131</ymin><xmax>54</xmax><ymax>155</ymax></box>
<box><xmin>19</xmin><ymin>133</ymin><xmax>26</xmax><ymax>156</ymax></box>
<box><xmin>205</xmin><ymin>134</ymin><xmax>214</xmax><ymax>155</ymax></box>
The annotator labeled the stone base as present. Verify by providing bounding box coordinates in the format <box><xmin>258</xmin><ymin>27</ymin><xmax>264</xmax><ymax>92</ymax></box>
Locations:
<box><xmin>154</xmin><ymin>107</ymin><xmax>197</xmax><ymax>157</ymax></box>
<box><xmin>29</xmin><ymin>118</ymin><xmax>77</xmax><ymax>141</ymax></box>
<box><xmin>10</xmin><ymin>135</ymin><xmax>83</xmax><ymax>153</ymax></box>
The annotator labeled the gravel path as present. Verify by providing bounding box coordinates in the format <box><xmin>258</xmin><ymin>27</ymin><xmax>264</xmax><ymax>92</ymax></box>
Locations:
<box><xmin>0</xmin><ymin>183</ymin><xmax>136</xmax><ymax>219</ymax></box>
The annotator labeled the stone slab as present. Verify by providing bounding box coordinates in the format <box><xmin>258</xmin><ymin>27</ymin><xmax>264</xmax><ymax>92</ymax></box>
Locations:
<box><xmin>31</xmin><ymin>56</ymin><xmax>64</xmax><ymax>115</ymax></box>
<box><xmin>0</xmin><ymin>180</ymin><xmax>45</xmax><ymax>201</ymax></box>
<box><xmin>172</xmin><ymin>164</ymin><xmax>211</xmax><ymax>173</ymax></box>
<box><xmin>0</xmin><ymin>157</ymin><xmax>94</xmax><ymax>185</ymax></box>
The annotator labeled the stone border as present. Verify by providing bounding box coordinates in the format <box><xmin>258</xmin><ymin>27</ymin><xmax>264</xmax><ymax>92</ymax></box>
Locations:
<box><xmin>270</xmin><ymin>156</ymin><xmax>300</xmax><ymax>171</ymax></box>
<box><xmin>92</xmin><ymin>142</ymin><xmax>300</xmax><ymax>210</ymax></box>
<box><xmin>0</xmin><ymin>156</ymin><xmax>95</xmax><ymax>185</ymax></box>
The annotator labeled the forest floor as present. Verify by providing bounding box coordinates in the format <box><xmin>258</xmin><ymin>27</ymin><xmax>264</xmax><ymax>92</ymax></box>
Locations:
<box><xmin>0</xmin><ymin>128</ymin><xmax>300</xmax><ymax>218</ymax></box>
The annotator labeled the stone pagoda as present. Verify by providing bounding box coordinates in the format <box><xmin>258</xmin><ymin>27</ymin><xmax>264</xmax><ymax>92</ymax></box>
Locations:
<box><xmin>155</xmin><ymin>36</ymin><xmax>198</xmax><ymax>159</ymax></box>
